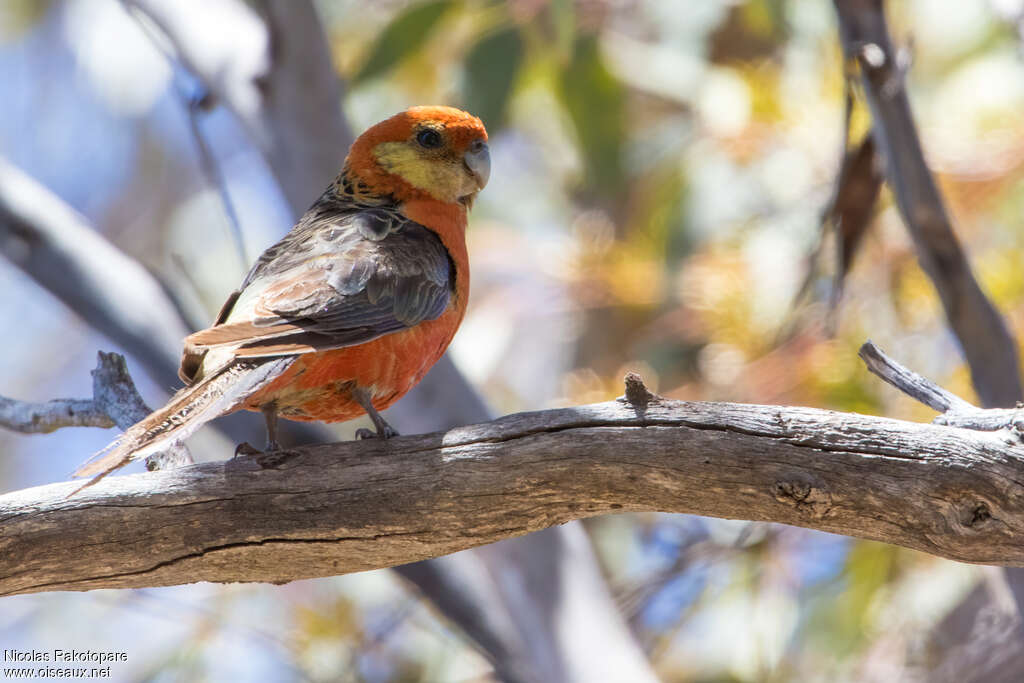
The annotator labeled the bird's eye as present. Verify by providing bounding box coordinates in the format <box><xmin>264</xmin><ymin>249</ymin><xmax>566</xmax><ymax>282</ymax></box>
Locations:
<box><xmin>416</xmin><ymin>129</ymin><xmax>442</xmax><ymax>149</ymax></box>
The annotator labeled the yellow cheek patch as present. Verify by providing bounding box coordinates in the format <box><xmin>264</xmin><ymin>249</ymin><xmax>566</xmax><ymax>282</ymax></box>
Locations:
<box><xmin>373</xmin><ymin>142</ymin><xmax>466</xmax><ymax>203</ymax></box>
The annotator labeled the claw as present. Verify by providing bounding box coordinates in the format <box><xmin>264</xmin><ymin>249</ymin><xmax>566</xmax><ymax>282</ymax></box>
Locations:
<box><xmin>351</xmin><ymin>387</ymin><xmax>399</xmax><ymax>440</ymax></box>
<box><xmin>234</xmin><ymin>442</ymin><xmax>262</xmax><ymax>457</ymax></box>
<box><xmin>355</xmin><ymin>425</ymin><xmax>398</xmax><ymax>440</ymax></box>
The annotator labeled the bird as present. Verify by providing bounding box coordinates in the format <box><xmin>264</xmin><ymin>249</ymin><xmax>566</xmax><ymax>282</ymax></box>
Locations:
<box><xmin>75</xmin><ymin>105</ymin><xmax>489</xmax><ymax>485</ymax></box>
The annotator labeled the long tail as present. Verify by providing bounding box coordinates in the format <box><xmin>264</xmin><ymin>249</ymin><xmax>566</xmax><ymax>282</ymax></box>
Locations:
<box><xmin>73</xmin><ymin>358</ymin><xmax>294</xmax><ymax>490</ymax></box>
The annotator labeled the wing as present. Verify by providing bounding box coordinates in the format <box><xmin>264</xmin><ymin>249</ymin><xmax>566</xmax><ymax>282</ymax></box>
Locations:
<box><xmin>179</xmin><ymin>205</ymin><xmax>454</xmax><ymax>382</ymax></box>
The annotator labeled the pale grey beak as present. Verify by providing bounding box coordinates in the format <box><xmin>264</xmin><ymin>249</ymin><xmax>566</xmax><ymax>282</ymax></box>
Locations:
<box><xmin>464</xmin><ymin>139</ymin><xmax>490</xmax><ymax>190</ymax></box>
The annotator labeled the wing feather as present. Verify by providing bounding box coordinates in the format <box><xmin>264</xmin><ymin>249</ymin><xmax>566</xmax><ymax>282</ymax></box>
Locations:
<box><xmin>181</xmin><ymin>205</ymin><xmax>455</xmax><ymax>377</ymax></box>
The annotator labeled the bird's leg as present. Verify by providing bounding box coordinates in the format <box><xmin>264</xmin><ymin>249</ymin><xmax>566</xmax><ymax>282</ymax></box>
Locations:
<box><xmin>262</xmin><ymin>402</ymin><xmax>281</xmax><ymax>451</ymax></box>
<box><xmin>233</xmin><ymin>402</ymin><xmax>281</xmax><ymax>456</ymax></box>
<box><xmin>352</xmin><ymin>387</ymin><xmax>399</xmax><ymax>439</ymax></box>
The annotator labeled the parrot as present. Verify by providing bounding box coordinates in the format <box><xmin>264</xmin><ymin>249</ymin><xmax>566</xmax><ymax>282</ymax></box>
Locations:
<box><xmin>75</xmin><ymin>105</ymin><xmax>489</xmax><ymax>485</ymax></box>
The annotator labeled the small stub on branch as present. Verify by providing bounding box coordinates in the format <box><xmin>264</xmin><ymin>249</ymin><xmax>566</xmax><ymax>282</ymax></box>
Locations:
<box><xmin>620</xmin><ymin>372</ymin><xmax>659</xmax><ymax>412</ymax></box>
<box><xmin>857</xmin><ymin>339</ymin><xmax>1024</xmax><ymax>433</ymax></box>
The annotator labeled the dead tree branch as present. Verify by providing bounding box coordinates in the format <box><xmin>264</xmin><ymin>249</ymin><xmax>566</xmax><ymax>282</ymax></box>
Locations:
<box><xmin>0</xmin><ymin>355</ymin><xmax>126</xmax><ymax>434</ymax></box>
<box><xmin>0</xmin><ymin>398</ymin><xmax>113</xmax><ymax>434</ymax></box>
<box><xmin>0</xmin><ymin>352</ymin><xmax>191</xmax><ymax>470</ymax></box>
<box><xmin>860</xmin><ymin>340</ymin><xmax>1024</xmax><ymax>432</ymax></box>
<box><xmin>834</xmin><ymin>0</ymin><xmax>1023</xmax><ymax>408</ymax></box>
<box><xmin>859</xmin><ymin>339</ymin><xmax>975</xmax><ymax>413</ymax></box>
<box><xmin>6</xmin><ymin>379</ymin><xmax>1024</xmax><ymax>599</ymax></box>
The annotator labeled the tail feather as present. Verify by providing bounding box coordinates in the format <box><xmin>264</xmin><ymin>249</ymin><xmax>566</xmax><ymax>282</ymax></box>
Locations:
<box><xmin>72</xmin><ymin>358</ymin><xmax>295</xmax><ymax>489</ymax></box>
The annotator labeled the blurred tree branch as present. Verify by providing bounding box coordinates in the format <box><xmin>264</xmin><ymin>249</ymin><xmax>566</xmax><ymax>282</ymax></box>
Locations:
<box><xmin>122</xmin><ymin>0</ymin><xmax>353</xmax><ymax>214</ymax></box>
<box><xmin>833</xmin><ymin>0</ymin><xmax>1023</xmax><ymax>409</ymax></box>
<box><xmin>6</xmin><ymin>367</ymin><xmax>1024</xmax><ymax>601</ymax></box>
<box><xmin>927</xmin><ymin>572</ymin><xmax>1024</xmax><ymax>683</ymax></box>
<box><xmin>0</xmin><ymin>158</ymin><xmax>191</xmax><ymax>390</ymax></box>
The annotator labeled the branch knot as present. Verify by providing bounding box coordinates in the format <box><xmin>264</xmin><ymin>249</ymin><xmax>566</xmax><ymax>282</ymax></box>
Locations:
<box><xmin>772</xmin><ymin>476</ymin><xmax>832</xmax><ymax>519</ymax></box>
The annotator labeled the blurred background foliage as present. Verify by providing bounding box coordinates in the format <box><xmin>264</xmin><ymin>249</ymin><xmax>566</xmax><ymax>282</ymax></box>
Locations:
<box><xmin>2</xmin><ymin>0</ymin><xmax>1024</xmax><ymax>680</ymax></box>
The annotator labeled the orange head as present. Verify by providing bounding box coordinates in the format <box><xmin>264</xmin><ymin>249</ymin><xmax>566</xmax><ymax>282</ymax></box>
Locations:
<box><xmin>346</xmin><ymin>106</ymin><xmax>489</xmax><ymax>206</ymax></box>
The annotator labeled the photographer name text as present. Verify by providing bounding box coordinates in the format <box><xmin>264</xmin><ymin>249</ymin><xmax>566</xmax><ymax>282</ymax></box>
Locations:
<box><xmin>3</xmin><ymin>649</ymin><xmax>126</xmax><ymax>665</ymax></box>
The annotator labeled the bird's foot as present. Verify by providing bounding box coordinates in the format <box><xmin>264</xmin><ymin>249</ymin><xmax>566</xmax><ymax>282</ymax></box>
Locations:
<box><xmin>233</xmin><ymin>440</ymin><xmax>281</xmax><ymax>457</ymax></box>
<box><xmin>234</xmin><ymin>442</ymin><xmax>262</xmax><ymax>457</ymax></box>
<box><xmin>355</xmin><ymin>425</ymin><xmax>399</xmax><ymax>440</ymax></box>
<box><xmin>351</xmin><ymin>387</ymin><xmax>399</xmax><ymax>440</ymax></box>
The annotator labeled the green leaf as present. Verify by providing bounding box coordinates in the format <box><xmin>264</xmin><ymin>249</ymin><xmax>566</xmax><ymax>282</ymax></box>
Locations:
<box><xmin>353</xmin><ymin>1</ymin><xmax>452</xmax><ymax>83</ymax></box>
<box><xmin>559</xmin><ymin>34</ymin><xmax>626</xmax><ymax>194</ymax></box>
<box><xmin>463</xmin><ymin>26</ymin><xmax>524</xmax><ymax>129</ymax></box>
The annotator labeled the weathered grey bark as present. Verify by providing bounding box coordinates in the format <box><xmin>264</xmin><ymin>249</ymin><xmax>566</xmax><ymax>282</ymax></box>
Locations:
<box><xmin>833</xmin><ymin>0</ymin><xmax>1023</xmax><ymax>408</ymax></box>
<box><xmin>859</xmin><ymin>341</ymin><xmax>1024</xmax><ymax>432</ymax></box>
<box><xmin>0</xmin><ymin>397</ymin><xmax>113</xmax><ymax>434</ymax></box>
<box><xmin>5</xmin><ymin>394</ymin><xmax>1024</xmax><ymax>598</ymax></box>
